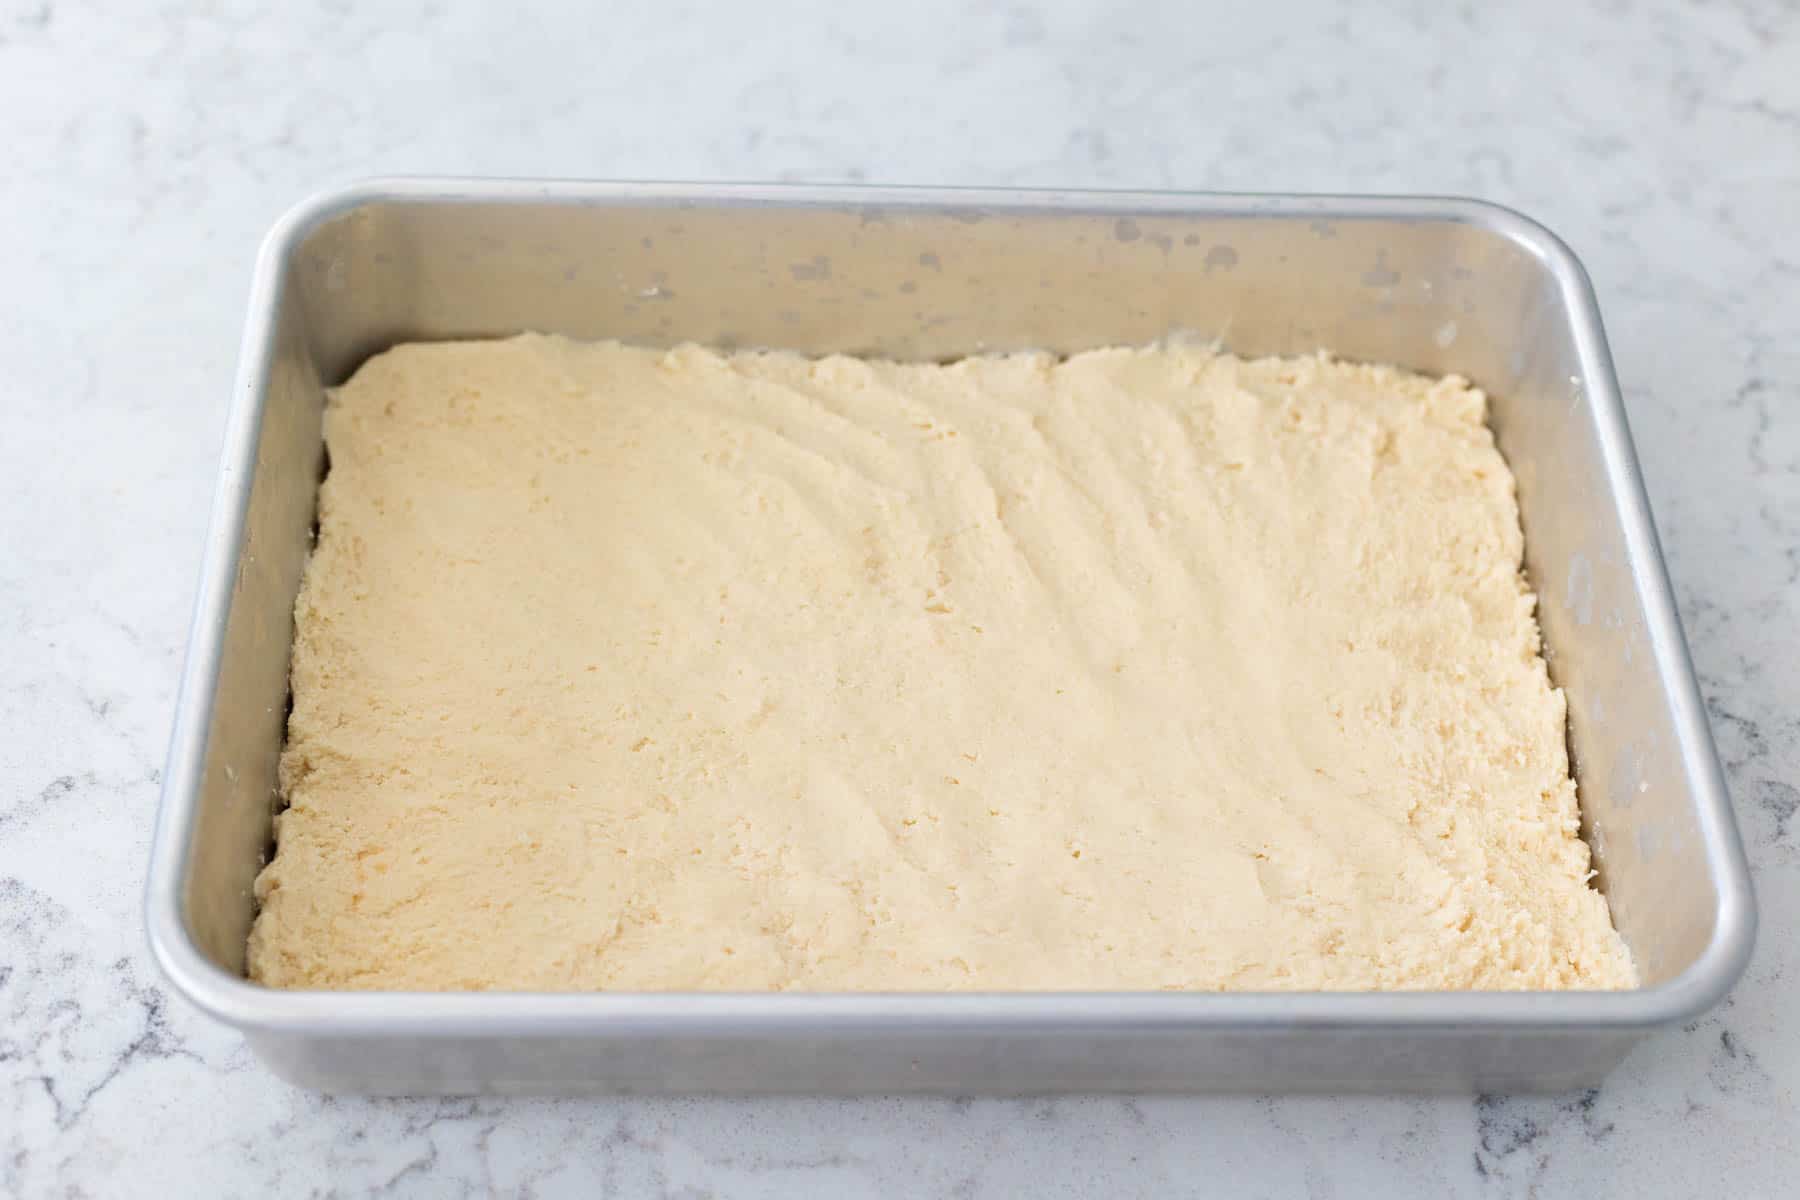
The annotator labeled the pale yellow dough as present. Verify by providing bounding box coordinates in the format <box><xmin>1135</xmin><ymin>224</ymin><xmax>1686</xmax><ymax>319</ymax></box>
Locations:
<box><xmin>247</xmin><ymin>335</ymin><xmax>1636</xmax><ymax>992</ymax></box>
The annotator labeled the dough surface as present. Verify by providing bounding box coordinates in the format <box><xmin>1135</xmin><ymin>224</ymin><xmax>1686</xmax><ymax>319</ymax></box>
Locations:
<box><xmin>247</xmin><ymin>335</ymin><xmax>1635</xmax><ymax>991</ymax></box>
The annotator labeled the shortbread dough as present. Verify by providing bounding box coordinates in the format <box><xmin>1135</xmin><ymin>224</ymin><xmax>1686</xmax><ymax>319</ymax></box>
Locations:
<box><xmin>247</xmin><ymin>335</ymin><xmax>1636</xmax><ymax>991</ymax></box>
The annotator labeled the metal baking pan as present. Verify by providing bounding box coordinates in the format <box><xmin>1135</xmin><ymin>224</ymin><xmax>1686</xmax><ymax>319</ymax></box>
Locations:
<box><xmin>145</xmin><ymin>180</ymin><xmax>1755</xmax><ymax>1094</ymax></box>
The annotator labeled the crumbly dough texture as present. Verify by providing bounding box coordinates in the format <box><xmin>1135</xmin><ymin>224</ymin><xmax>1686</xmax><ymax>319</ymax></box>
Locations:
<box><xmin>248</xmin><ymin>335</ymin><xmax>1635</xmax><ymax>992</ymax></box>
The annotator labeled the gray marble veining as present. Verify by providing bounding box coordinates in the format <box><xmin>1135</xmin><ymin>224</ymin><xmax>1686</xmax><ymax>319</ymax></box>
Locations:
<box><xmin>2</xmin><ymin>0</ymin><xmax>1795</xmax><ymax>1194</ymax></box>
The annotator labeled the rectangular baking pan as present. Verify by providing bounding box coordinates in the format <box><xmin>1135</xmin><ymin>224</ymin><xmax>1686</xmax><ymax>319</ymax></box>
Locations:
<box><xmin>145</xmin><ymin>180</ymin><xmax>1755</xmax><ymax>1094</ymax></box>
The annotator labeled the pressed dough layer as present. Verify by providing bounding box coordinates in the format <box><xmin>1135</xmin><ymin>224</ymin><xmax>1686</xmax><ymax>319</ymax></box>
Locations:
<box><xmin>247</xmin><ymin>335</ymin><xmax>1635</xmax><ymax>991</ymax></box>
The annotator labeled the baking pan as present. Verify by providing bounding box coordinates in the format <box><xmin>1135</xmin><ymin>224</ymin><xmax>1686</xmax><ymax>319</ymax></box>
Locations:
<box><xmin>145</xmin><ymin>180</ymin><xmax>1755</xmax><ymax>1094</ymax></box>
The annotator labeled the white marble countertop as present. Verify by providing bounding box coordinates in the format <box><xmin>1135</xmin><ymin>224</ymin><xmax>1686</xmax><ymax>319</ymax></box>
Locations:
<box><xmin>4</xmin><ymin>0</ymin><xmax>1796</xmax><ymax>1194</ymax></box>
